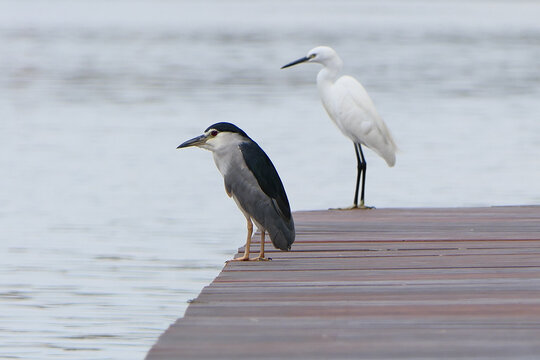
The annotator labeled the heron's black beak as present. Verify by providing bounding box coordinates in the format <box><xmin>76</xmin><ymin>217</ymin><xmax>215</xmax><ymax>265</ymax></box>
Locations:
<box><xmin>177</xmin><ymin>134</ymin><xmax>207</xmax><ymax>149</ymax></box>
<box><xmin>281</xmin><ymin>56</ymin><xmax>311</xmax><ymax>69</ymax></box>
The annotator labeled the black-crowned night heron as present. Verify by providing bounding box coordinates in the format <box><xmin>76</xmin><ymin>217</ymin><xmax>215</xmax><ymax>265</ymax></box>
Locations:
<box><xmin>177</xmin><ymin>122</ymin><xmax>295</xmax><ymax>261</ymax></box>
<box><xmin>282</xmin><ymin>46</ymin><xmax>397</xmax><ymax>209</ymax></box>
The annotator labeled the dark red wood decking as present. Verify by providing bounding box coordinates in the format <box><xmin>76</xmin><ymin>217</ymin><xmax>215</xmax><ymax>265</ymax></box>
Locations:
<box><xmin>146</xmin><ymin>206</ymin><xmax>540</xmax><ymax>359</ymax></box>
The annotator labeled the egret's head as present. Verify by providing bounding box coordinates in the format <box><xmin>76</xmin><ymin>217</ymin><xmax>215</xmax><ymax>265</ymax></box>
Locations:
<box><xmin>177</xmin><ymin>122</ymin><xmax>249</xmax><ymax>152</ymax></box>
<box><xmin>281</xmin><ymin>46</ymin><xmax>339</xmax><ymax>69</ymax></box>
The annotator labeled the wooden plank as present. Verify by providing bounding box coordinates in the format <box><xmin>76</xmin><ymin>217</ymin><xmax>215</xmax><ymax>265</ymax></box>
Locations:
<box><xmin>214</xmin><ymin>267</ymin><xmax>540</xmax><ymax>283</ymax></box>
<box><xmin>145</xmin><ymin>206</ymin><xmax>540</xmax><ymax>359</ymax></box>
<box><xmin>221</xmin><ymin>254</ymin><xmax>540</xmax><ymax>271</ymax></box>
<box><xmin>235</xmin><ymin>249</ymin><xmax>540</xmax><ymax>259</ymax></box>
<box><xmin>149</xmin><ymin>318</ymin><xmax>540</xmax><ymax>360</ymax></box>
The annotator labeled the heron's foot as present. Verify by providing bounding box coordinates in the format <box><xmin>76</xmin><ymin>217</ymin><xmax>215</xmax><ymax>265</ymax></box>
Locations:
<box><xmin>250</xmin><ymin>256</ymin><xmax>271</xmax><ymax>261</ymax></box>
<box><xmin>227</xmin><ymin>254</ymin><xmax>250</xmax><ymax>262</ymax></box>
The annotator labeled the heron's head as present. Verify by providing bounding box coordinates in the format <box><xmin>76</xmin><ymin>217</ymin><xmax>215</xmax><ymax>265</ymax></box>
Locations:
<box><xmin>281</xmin><ymin>46</ymin><xmax>339</xmax><ymax>69</ymax></box>
<box><xmin>177</xmin><ymin>122</ymin><xmax>250</xmax><ymax>152</ymax></box>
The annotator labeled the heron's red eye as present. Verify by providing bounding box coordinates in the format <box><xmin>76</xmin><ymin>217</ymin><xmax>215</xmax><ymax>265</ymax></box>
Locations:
<box><xmin>211</xmin><ymin>130</ymin><xmax>218</xmax><ymax>137</ymax></box>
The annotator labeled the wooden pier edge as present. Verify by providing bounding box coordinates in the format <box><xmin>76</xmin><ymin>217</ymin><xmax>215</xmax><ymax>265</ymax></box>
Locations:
<box><xmin>146</xmin><ymin>206</ymin><xmax>540</xmax><ymax>359</ymax></box>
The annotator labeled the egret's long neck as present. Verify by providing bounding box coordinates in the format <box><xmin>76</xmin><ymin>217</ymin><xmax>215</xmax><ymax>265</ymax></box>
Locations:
<box><xmin>316</xmin><ymin>56</ymin><xmax>343</xmax><ymax>88</ymax></box>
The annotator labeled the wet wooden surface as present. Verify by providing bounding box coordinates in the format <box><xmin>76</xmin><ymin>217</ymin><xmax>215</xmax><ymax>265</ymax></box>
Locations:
<box><xmin>146</xmin><ymin>206</ymin><xmax>540</xmax><ymax>359</ymax></box>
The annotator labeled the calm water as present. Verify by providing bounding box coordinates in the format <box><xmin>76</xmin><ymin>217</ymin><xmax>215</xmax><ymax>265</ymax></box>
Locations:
<box><xmin>1</xmin><ymin>0</ymin><xmax>539</xmax><ymax>359</ymax></box>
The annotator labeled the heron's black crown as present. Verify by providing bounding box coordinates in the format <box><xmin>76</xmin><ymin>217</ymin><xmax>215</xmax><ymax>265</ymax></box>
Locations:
<box><xmin>205</xmin><ymin>122</ymin><xmax>250</xmax><ymax>139</ymax></box>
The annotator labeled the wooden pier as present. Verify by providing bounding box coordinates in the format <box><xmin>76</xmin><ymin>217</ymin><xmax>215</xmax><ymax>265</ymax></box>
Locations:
<box><xmin>146</xmin><ymin>206</ymin><xmax>540</xmax><ymax>359</ymax></box>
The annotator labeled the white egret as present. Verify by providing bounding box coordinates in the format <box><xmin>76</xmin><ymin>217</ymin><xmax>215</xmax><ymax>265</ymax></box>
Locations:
<box><xmin>282</xmin><ymin>46</ymin><xmax>397</xmax><ymax>209</ymax></box>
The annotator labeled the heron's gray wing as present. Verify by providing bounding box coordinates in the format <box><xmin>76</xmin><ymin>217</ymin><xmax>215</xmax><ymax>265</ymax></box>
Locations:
<box><xmin>239</xmin><ymin>141</ymin><xmax>292</xmax><ymax>222</ymax></box>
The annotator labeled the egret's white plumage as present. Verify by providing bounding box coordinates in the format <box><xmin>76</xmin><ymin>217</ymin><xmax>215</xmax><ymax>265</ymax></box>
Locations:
<box><xmin>282</xmin><ymin>46</ymin><xmax>397</xmax><ymax>208</ymax></box>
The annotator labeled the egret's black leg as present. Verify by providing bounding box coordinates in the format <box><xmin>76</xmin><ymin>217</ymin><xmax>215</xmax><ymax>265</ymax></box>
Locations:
<box><xmin>353</xmin><ymin>143</ymin><xmax>366</xmax><ymax>208</ymax></box>
<box><xmin>353</xmin><ymin>144</ymin><xmax>361</xmax><ymax>207</ymax></box>
<box><xmin>357</xmin><ymin>144</ymin><xmax>367</xmax><ymax>208</ymax></box>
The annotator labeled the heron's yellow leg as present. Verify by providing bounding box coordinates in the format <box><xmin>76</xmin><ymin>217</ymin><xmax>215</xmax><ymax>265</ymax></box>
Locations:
<box><xmin>229</xmin><ymin>218</ymin><xmax>253</xmax><ymax>262</ymax></box>
<box><xmin>251</xmin><ymin>231</ymin><xmax>270</xmax><ymax>261</ymax></box>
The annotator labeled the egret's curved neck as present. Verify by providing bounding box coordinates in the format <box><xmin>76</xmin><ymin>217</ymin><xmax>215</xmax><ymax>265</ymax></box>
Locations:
<box><xmin>316</xmin><ymin>56</ymin><xmax>343</xmax><ymax>86</ymax></box>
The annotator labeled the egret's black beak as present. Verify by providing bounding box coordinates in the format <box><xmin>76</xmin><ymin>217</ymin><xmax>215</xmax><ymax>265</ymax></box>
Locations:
<box><xmin>281</xmin><ymin>56</ymin><xmax>311</xmax><ymax>69</ymax></box>
<box><xmin>177</xmin><ymin>134</ymin><xmax>207</xmax><ymax>149</ymax></box>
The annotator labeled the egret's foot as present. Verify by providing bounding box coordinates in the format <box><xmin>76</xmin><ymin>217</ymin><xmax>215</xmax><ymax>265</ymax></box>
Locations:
<box><xmin>356</xmin><ymin>200</ymin><xmax>375</xmax><ymax>209</ymax></box>
<box><xmin>329</xmin><ymin>205</ymin><xmax>354</xmax><ymax>210</ymax></box>
<box><xmin>330</xmin><ymin>204</ymin><xmax>375</xmax><ymax>210</ymax></box>
<box><xmin>355</xmin><ymin>204</ymin><xmax>375</xmax><ymax>210</ymax></box>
